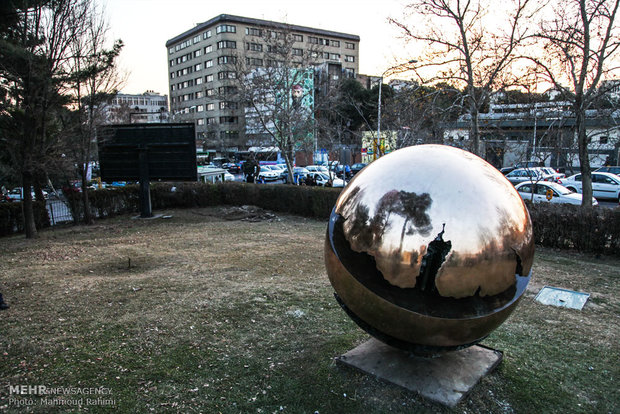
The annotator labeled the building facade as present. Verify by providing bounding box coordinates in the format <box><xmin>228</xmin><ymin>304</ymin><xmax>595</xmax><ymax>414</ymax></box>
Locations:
<box><xmin>165</xmin><ymin>14</ymin><xmax>360</xmax><ymax>158</ymax></box>
<box><xmin>104</xmin><ymin>91</ymin><xmax>169</xmax><ymax>124</ymax></box>
<box><xmin>444</xmin><ymin>101</ymin><xmax>620</xmax><ymax>170</ymax></box>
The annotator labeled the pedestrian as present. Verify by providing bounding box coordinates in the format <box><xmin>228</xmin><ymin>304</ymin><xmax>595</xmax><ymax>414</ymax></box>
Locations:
<box><xmin>0</xmin><ymin>292</ymin><xmax>9</xmax><ymax>310</ymax></box>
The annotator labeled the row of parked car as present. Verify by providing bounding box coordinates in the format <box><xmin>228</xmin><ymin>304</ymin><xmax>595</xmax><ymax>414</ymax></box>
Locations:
<box><xmin>503</xmin><ymin>164</ymin><xmax>620</xmax><ymax>206</ymax></box>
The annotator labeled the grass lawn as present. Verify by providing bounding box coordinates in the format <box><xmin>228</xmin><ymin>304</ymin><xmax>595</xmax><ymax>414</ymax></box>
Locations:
<box><xmin>0</xmin><ymin>207</ymin><xmax>618</xmax><ymax>413</ymax></box>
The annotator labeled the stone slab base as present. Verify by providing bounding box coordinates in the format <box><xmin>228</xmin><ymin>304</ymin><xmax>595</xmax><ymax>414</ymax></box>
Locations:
<box><xmin>336</xmin><ymin>338</ymin><xmax>503</xmax><ymax>407</ymax></box>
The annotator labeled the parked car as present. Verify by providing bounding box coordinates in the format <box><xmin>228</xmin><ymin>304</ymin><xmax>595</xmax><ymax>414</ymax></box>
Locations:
<box><xmin>351</xmin><ymin>163</ymin><xmax>367</xmax><ymax>175</ymax></box>
<box><xmin>223</xmin><ymin>163</ymin><xmax>241</xmax><ymax>174</ymax></box>
<box><xmin>505</xmin><ymin>168</ymin><xmax>545</xmax><ymax>185</ymax></box>
<box><xmin>558</xmin><ymin>171</ymin><xmax>620</xmax><ymax>200</ymax></box>
<box><xmin>258</xmin><ymin>166</ymin><xmax>280</xmax><ymax>181</ymax></box>
<box><xmin>539</xmin><ymin>167</ymin><xmax>565</xmax><ymax>182</ymax></box>
<box><xmin>595</xmin><ymin>166</ymin><xmax>620</xmax><ymax>176</ymax></box>
<box><xmin>303</xmin><ymin>172</ymin><xmax>330</xmax><ymax>186</ymax></box>
<box><xmin>500</xmin><ymin>161</ymin><xmax>543</xmax><ymax>175</ymax></box>
<box><xmin>305</xmin><ymin>165</ymin><xmax>329</xmax><ymax>174</ymax></box>
<box><xmin>515</xmin><ymin>181</ymin><xmax>598</xmax><ymax>206</ymax></box>
<box><xmin>7</xmin><ymin>187</ymin><xmax>48</xmax><ymax>200</ymax></box>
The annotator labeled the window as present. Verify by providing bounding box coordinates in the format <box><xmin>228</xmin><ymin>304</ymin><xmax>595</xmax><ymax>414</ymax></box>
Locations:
<box><xmin>169</xmin><ymin>59</ymin><xmax>174</xmax><ymax>67</ymax></box>
<box><xmin>246</xmin><ymin>42</ymin><xmax>263</xmax><ymax>52</ymax></box>
<box><xmin>268</xmin><ymin>30</ymin><xmax>283</xmax><ymax>39</ymax></box>
<box><xmin>193</xmin><ymin>35</ymin><xmax>201</xmax><ymax>44</ymax></box>
<box><xmin>218</xmin><ymin>71</ymin><xmax>237</xmax><ymax>80</ymax></box>
<box><xmin>217</xmin><ymin>40</ymin><xmax>237</xmax><ymax>49</ymax></box>
<box><xmin>197</xmin><ymin>118</ymin><xmax>205</xmax><ymax>126</ymax></box>
<box><xmin>194</xmin><ymin>63</ymin><xmax>202</xmax><ymax>71</ymax></box>
<box><xmin>292</xmin><ymin>48</ymin><xmax>303</xmax><ymax>56</ymax></box>
<box><xmin>206</xmin><ymin>103</ymin><xmax>215</xmax><ymax>111</ymax></box>
<box><xmin>330</xmin><ymin>40</ymin><xmax>340</xmax><ymax>47</ymax></box>
<box><xmin>206</xmin><ymin>74</ymin><xmax>214</xmax><ymax>82</ymax></box>
<box><xmin>216</xmin><ymin>24</ymin><xmax>236</xmax><ymax>34</ymax></box>
<box><xmin>218</xmin><ymin>85</ymin><xmax>237</xmax><ymax>95</ymax></box>
<box><xmin>600</xmin><ymin>136</ymin><xmax>609</xmax><ymax>144</ymax></box>
<box><xmin>308</xmin><ymin>36</ymin><xmax>319</xmax><ymax>44</ymax></box>
<box><xmin>205</xmin><ymin>59</ymin><xmax>213</xmax><ymax>68</ymax></box>
<box><xmin>203</xmin><ymin>30</ymin><xmax>212</xmax><ymax>39</ymax></box>
<box><xmin>204</xmin><ymin>45</ymin><xmax>213</xmax><ymax>54</ymax></box>
<box><xmin>206</xmin><ymin>89</ymin><xmax>215</xmax><ymax>97</ymax></box>
<box><xmin>170</xmin><ymin>72</ymin><xmax>175</xmax><ymax>79</ymax></box>
<box><xmin>169</xmin><ymin>47</ymin><xmax>174</xmax><ymax>55</ymax></box>
<box><xmin>195</xmin><ymin>77</ymin><xmax>203</xmax><ymax>85</ymax></box>
<box><xmin>219</xmin><ymin>116</ymin><xmax>238</xmax><ymax>124</ymax></box>
<box><xmin>193</xmin><ymin>49</ymin><xmax>202</xmax><ymax>58</ymax></box>
<box><xmin>219</xmin><ymin>101</ymin><xmax>238</xmax><ymax>109</ymax></box>
<box><xmin>293</xmin><ymin>34</ymin><xmax>303</xmax><ymax>42</ymax></box>
<box><xmin>246</xmin><ymin>57</ymin><xmax>263</xmax><ymax>66</ymax></box>
<box><xmin>345</xmin><ymin>55</ymin><xmax>355</xmax><ymax>62</ymax></box>
<box><xmin>344</xmin><ymin>68</ymin><xmax>355</xmax><ymax>78</ymax></box>
<box><xmin>308</xmin><ymin>50</ymin><xmax>320</xmax><ymax>58</ymax></box>
<box><xmin>197</xmin><ymin>105</ymin><xmax>204</xmax><ymax>112</ymax></box>
<box><xmin>196</xmin><ymin>91</ymin><xmax>204</xmax><ymax>98</ymax></box>
<box><xmin>346</xmin><ymin>42</ymin><xmax>355</xmax><ymax>50</ymax></box>
<box><xmin>171</xmin><ymin>85</ymin><xmax>175</xmax><ymax>91</ymax></box>
<box><xmin>246</xmin><ymin>27</ymin><xmax>262</xmax><ymax>36</ymax></box>
<box><xmin>206</xmin><ymin>117</ymin><xmax>216</xmax><ymax>125</ymax></box>
<box><xmin>217</xmin><ymin>55</ymin><xmax>237</xmax><ymax>65</ymax></box>
<box><xmin>220</xmin><ymin>131</ymin><xmax>239</xmax><ymax>140</ymax></box>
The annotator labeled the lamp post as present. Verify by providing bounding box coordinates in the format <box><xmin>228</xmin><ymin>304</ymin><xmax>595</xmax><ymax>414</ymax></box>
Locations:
<box><xmin>375</xmin><ymin>59</ymin><xmax>417</xmax><ymax>160</ymax></box>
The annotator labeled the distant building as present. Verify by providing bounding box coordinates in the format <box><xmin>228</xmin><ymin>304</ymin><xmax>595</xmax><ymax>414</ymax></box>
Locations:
<box><xmin>103</xmin><ymin>91</ymin><xmax>169</xmax><ymax>124</ymax></box>
<box><xmin>165</xmin><ymin>14</ymin><xmax>360</xmax><ymax>158</ymax></box>
<box><xmin>444</xmin><ymin>100</ymin><xmax>620</xmax><ymax>169</ymax></box>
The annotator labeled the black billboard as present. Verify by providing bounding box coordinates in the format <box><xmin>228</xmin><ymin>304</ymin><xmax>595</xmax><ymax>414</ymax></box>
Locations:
<box><xmin>97</xmin><ymin>123</ymin><xmax>197</xmax><ymax>182</ymax></box>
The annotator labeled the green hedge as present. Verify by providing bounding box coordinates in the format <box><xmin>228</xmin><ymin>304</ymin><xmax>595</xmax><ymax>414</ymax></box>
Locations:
<box><xmin>0</xmin><ymin>201</ymin><xmax>50</xmax><ymax>237</ymax></box>
<box><xmin>4</xmin><ymin>183</ymin><xmax>619</xmax><ymax>257</ymax></box>
<box><xmin>526</xmin><ymin>201</ymin><xmax>620</xmax><ymax>256</ymax></box>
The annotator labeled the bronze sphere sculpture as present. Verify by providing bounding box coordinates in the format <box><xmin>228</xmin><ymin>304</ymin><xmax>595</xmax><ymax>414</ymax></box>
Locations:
<box><xmin>324</xmin><ymin>145</ymin><xmax>534</xmax><ymax>354</ymax></box>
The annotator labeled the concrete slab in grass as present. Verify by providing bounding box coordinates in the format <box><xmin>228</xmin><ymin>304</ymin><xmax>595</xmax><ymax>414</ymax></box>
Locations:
<box><xmin>336</xmin><ymin>338</ymin><xmax>503</xmax><ymax>407</ymax></box>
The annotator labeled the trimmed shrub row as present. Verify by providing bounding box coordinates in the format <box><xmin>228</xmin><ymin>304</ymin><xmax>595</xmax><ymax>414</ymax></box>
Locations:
<box><xmin>3</xmin><ymin>182</ymin><xmax>618</xmax><ymax>256</ymax></box>
<box><xmin>526</xmin><ymin>201</ymin><xmax>620</xmax><ymax>256</ymax></box>
<box><xmin>0</xmin><ymin>201</ymin><xmax>50</xmax><ymax>237</ymax></box>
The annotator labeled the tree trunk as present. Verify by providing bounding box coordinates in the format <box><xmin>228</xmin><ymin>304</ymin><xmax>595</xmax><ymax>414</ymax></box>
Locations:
<box><xmin>575</xmin><ymin>105</ymin><xmax>593</xmax><ymax>207</ymax></box>
<box><xmin>469</xmin><ymin>103</ymin><xmax>482</xmax><ymax>157</ymax></box>
<box><xmin>80</xmin><ymin>165</ymin><xmax>93</xmax><ymax>224</ymax></box>
<box><xmin>21</xmin><ymin>171</ymin><xmax>38</xmax><ymax>238</ymax></box>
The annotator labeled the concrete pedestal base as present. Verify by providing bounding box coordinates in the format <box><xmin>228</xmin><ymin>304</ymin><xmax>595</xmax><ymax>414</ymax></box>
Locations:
<box><xmin>336</xmin><ymin>338</ymin><xmax>502</xmax><ymax>407</ymax></box>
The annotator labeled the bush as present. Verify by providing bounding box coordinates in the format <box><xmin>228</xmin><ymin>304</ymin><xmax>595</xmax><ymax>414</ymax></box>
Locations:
<box><xmin>526</xmin><ymin>201</ymin><xmax>620</xmax><ymax>256</ymax></box>
<box><xmin>4</xmin><ymin>183</ymin><xmax>619</xmax><ymax>257</ymax></box>
<box><xmin>0</xmin><ymin>201</ymin><xmax>50</xmax><ymax>237</ymax></box>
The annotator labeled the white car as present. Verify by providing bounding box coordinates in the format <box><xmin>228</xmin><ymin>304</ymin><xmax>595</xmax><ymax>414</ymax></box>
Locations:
<box><xmin>539</xmin><ymin>167</ymin><xmax>565</xmax><ymax>182</ymax></box>
<box><xmin>558</xmin><ymin>171</ymin><xmax>620</xmax><ymax>201</ymax></box>
<box><xmin>505</xmin><ymin>168</ymin><xmax>545</xmax><ymax>185</ymax></box>
<box><xmin>515</xmin><ymin>181</ymin><xmax>598</xmax><ymax>206</ymax></box>
<box><xmin>258</xmin><ymin>166</ymin><xmax>280</xmax><ymax>181</ymax></box>
<box><xmin>305</xmin><ymin>165</ymin><xmax>329</xmax><ymax>174</ymax></box>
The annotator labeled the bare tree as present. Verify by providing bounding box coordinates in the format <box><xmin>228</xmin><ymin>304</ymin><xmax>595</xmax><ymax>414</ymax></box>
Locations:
<box><xmin>234</xmin><ymin>25</ymin><xmax>323</xmax><ymax>182</ymax></box>
<box><xmin>63</xmin><ymin>0</ymin><xmax>123</xmax><ymax>224</ymax></box>
<box><xmin>526</xmin><ymin>0</ymin><xmax>620</xmax><ymax>206</ymax></box>
<box><xmin>390</xmin><ymin>0</ymin><xmax>535</xmax><ymax>157</ymax></box>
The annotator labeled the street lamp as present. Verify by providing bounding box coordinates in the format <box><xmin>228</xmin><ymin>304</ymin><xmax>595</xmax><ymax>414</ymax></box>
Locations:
<box><xmin>376</xmin><ymin>59</ymin><xmax>417</xmax><ymax>160</ymax></box>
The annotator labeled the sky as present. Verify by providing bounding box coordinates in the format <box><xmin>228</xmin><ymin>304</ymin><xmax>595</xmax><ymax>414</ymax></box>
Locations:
<box><xmin>104</xmin><ymin>0</ymin><xmax>420</xmax><ymax>95</ymax></box>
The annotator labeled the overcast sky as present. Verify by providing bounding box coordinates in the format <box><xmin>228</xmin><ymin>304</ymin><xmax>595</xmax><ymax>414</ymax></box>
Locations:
<box><xmin>104</xmin><ymin>0</ymin><xmax>420</xmax><ymax>95</ymax></box>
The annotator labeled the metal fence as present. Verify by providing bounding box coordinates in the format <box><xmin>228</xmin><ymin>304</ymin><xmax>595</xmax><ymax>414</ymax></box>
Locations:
<box><xmin>46</xmin><ymin>195</ymin><xmax>74</xmax><ymax>226</ymax></box>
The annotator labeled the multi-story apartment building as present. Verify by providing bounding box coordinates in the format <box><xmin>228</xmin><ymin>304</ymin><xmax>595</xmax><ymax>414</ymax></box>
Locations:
<box><xmin>165</xmin><ymin>14</ymin><xmax>360</xmax><ymax>157</ymax></box>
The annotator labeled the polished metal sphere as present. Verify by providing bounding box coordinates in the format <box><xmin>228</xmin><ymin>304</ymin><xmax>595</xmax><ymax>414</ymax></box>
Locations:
<box><xmin>325</xmin><ymin>145</ymin><xmax>534</xmax><ymax>354</ymax></box>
